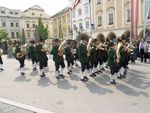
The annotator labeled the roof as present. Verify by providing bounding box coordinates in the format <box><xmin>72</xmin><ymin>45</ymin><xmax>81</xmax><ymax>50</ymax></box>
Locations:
<box><xmin>51</xmin><ymin>7</ymin><xmax>69</xmax><ymax>18</ymax></box>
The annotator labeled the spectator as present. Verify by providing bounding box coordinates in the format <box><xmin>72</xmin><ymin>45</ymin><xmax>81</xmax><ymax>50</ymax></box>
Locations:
<box><xmin>139</xmin><ymin>39</ymin><xmax>146</xmax><ymax>62</ymax></box>
<box><xmin>148</xmin><ymin>42</ymin><xmax>150</xmax><ymax>63</ymax></box>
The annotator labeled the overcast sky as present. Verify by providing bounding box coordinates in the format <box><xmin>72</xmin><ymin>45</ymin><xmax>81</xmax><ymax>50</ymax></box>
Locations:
<box><xmin>0</xmin><ymin>0</ymin><xmax>70</xmax><ymax>16</ymax></box>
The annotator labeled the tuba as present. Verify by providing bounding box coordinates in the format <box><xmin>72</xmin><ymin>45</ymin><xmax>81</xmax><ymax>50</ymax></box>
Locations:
<box><xmin>58</xmin><ymin>40</ymin><xmax>66</xmax><ymax>56</ymax></box>
<box><xmin>17</xmin><ymin>48</ymin><xmax>26</xmax><ymax>58</ymax></box>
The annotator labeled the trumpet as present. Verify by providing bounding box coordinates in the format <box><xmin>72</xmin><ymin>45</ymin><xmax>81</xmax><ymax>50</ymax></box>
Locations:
<box><xmin>58</xmin><ymin>40</ymin><xmax>66</xmax><ymax>56</ymax></box>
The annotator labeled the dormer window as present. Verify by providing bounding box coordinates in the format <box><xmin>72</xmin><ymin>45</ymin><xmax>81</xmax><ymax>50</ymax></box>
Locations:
<box><xmin>9</xmin><ymin>11</ymin><xmax>13</xmax><ymax>14</ymax></box>
<box><xmin>1</xmin><ymin>10</ymin><xmax>5</xmax><ymax>14</ymax></box>
<box><xmin>15</xmin><ymin>12</ymin><xmax>18</xmax><ymax>15</ymax></box>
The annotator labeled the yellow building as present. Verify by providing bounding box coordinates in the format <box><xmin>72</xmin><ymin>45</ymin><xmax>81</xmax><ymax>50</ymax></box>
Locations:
<box><xmin>51</xmin><ymin>7</ymin><xmax>72</xmax><ymax>39</ymax></box>
<box><xmin>92</xmin><ymin>0</ymin><xmax>150</xmax><ymax>38</ymax></box>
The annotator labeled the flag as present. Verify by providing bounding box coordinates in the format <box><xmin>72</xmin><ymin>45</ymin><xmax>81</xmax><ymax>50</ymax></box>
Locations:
<box><xmin>73</xmin><ymin>0</ymin><xmax>80</xmax><ymax>9</ymax></box>
<box><xmin>131</xmin><ymin>0</ymin><xmax>139</xmax><ymax>40</ymax></box>
<box><xmin>143</xmin><ymin>0</ymin><xmax>150</xmax><ymax>38</ymax></box>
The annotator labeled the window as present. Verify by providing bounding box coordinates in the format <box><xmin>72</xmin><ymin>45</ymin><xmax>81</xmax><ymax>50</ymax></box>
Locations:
<box><xmin>98</xmin><ymin>16</ymin><xmax>102</xmax><ymax>26</ymax></box>
<box><xmin>73</xmin><ymin>24</ymin><xmax>77</xmax><ymax>30</ymax></box>
<box><xmin>73</xmin><ymin>10</ymin><xmax>76</xmax><ymax>18</ymax></box>
<box><xmin>27</xmin><ymin>23</ymin><xmax>30</xmax><ymax>28</ymax></box>
<box><xmin>16</xmin><ymin>32</ymin><xmax>19</xmax><ymax>38</ymax></box>
<box><xmin>86</xmin><ymin>21</ymin><xmax>89</xmax><ymax>29</ymax></box>
<box><xmin>1</xmin><ymin>10</ymin><xmax>5</xmax><ymax>14</ymax></box>
<box><xmin>11</xmin><ymin>32</ymin><xmax>15</xmax><ymax>38</ymax></box>
<box><xmin>97</xmin><ymin>0</ymin><xmax>101</xmax><ymax>4</ymax></box>
<box><xmin>16</xmin><ymin>23</ymin><xmax>19</xmax><ymax>27</ymax></box>
<box><xmin>9</xmin><ymin>11</ymin><xmax>13</xmax><ymax>14</ymax></box>
<box><xmin>148</xmin><ymin>9</ymin><xmax>150</xmax><ymax>19</ymax></box>
<box><xmin>33</xmin><ymin>24</ymin><xmax>35</xmax><ymax>28</ymax></box>
<box><xmin>85</xmin><ymin>6</ymin><xmax>89</xmax><ymax>15</ymax></box>
<box><xmin>127</xmin><ymin>9</ymin><xmax>130</xmax><ymax>22</ymax></box>
<box><xmin>15</xmin><ymin>12</ymin><xmax>18</xmax><ymax>15</ymax></box>
<box><xmin>108</xmin><ymin>13</ymin><xmax>113</xmax><ymax>25</ymax></box>
<box><xmin>79</xmin><ymin>23</ymin><xmax>83</xmax><ymax>29</ymax></box>
<box><xmin>32</xmin><ymin>13</ymin><xmax>35</xmax><ymax>15</ymax></box>
<box><xmin>11</xmin><ymin>23</ymin><xmax>14</xmax><ymax>27</ymax></box>
<box><xmin>40</xmin><ymin>14</ymin><xmax>42</xmax><ymax>16</ymax></box>
<box><xmin>27</xmin><ymin>31</ymin><xmax>30</xmax><ymax>37</ymax></box>
<box><xmin>2</xmin><ymin>22</ymin><xmax>6</xmax><ymax>27</ymax></box>
<box><xmin>78</xmin><ymin>8</ymin><xmax>82</xmax><ymax>16</ymax></box>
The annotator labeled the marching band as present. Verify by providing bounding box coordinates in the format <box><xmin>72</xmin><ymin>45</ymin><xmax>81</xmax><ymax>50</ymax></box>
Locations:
<box><xmin>0</xmin><ymin>32</ymin><xmax>135</xmax><ymax>84</ymax></box>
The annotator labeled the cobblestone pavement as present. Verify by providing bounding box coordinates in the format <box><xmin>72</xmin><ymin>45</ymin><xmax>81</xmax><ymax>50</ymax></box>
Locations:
<box><xmin>0</xmin><ymin>55</ymin><xmax>150</xmax><ymax>113</ymax></box>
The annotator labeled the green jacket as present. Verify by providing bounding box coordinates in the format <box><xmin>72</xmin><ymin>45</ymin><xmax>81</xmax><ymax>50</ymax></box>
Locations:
<box><xmin>89</xmin><ymin>46</ymin><xmax>97</xmax><ymax>62</ymax></box>
<box><xmin>64</xmin><ymin>47</ymin><xmax>74</xmax><ymax>61</ymax></box>
<box><xmin>28</xmin><ymin>45</ymin><xmax>36</xmax><ymax>59</ymax></box>
<box><xmin>78</xmin><ymin>44</ymin><xmax>89</xmax><ymax>64</ymax></box>
<box><xmin>108</xmin><ymin>48</ymin><xmax>116</xmax><ymax>67</ymax></box>
<box><xmin>120</xmin><ymin>46</ymin><xmax>125</xmax><ymax>62</ymax></box>
<box><xmin>50</xmin><ymin>46</ymin><xmax>63</xmax><ymax>62</ymax></box>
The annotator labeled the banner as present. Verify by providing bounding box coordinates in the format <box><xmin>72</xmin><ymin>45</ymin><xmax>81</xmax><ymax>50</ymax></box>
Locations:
<box><xmin>73</xmin><ymin>0</ymin><xmax>80</xmax><ymax>9</ymax></box>
<box><xmin>131</xmin><ymin>0</ymin><xmax>139</xmax><ymax>40</ymax></box>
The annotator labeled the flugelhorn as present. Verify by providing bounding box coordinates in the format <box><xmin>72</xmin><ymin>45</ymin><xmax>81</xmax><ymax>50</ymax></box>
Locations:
<box><xmin>87</xmin><ymin>38</ymin><xmax>93</xmax><ymax>56</ymax></box>
<box><xmin>58</xmin><ymin>40</ymin><xmax>66</xmax><ymax>56</ymax></box>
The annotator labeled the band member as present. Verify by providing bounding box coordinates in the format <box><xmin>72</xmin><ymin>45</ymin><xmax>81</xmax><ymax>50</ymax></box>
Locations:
<box><xmin>50</xmin><ymin>39</ymin><xmax>65</xmax><ymax>79</ymax></box>
<box><xmin>72</xmin><ymin>41</ymin><xmax>79</xmax><ymax>67</ymax></box>
<box><xmin>0</xmin><ymin>48</ymin><xmax>4</xmax><ymax>71</ymax></box>
<box><xmin>36</xmin><ymin>40</ymin><xmax>48</xmax><ymax>78</ymax></box>
<box><xmin>89</xmin><ymin>39</ymin><xmax>98</xmax><ymax>77</ymax></box>
<box><xmin>28</xmin><ymin>40</ymin><xmax>38</xmax><ymax>71</ymax></box>
<box><xmin>78</xmin><ymin>35</ymin><xmax>90</xmax><ymax>82</ymax></box>
<box><xmin>15</xmin><ymin>44</ymin><xmax>26</xmax><ymax>76</ymax></box>
<box><xmin>108</xmin><ymin>41</ymin><xmax>117</xmax><ymax>84</ymax></box>
<box><xmin>64</xmin><ymin>40</ymin><xmax>74</xmax><ymax>74</ymax></box>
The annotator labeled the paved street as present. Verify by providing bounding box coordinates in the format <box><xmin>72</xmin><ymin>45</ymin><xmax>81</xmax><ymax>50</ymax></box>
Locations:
<box><xmin>0</xmin><ymin>55</ymin><xmax>150</xmax><ymax>113</ymax></box>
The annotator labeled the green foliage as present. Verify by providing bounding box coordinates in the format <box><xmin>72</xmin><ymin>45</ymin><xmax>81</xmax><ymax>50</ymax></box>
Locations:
<box><xmin>0</xmin><ymin>28</ymin><xmax>8</xmax><ymax>42</ymax></box>
<box><xmin>35</xmin><ymin>18</ymin><xmax>49</xmax><ymax>42</ymax></box>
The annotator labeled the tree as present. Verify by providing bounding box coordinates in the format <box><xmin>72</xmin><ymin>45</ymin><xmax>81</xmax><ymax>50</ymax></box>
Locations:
<box><xmin>35</xmin><ymin>18</ymin><xmax>48</xmax><ymax>42</ymax></box>
<box><xmin>0</xmin><ymin>28</ymin><xmax>8</xmax><ymax>42</ymax></box>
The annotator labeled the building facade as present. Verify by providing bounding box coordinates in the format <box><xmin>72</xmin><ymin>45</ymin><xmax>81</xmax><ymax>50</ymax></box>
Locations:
<box><xmin>69</xmin><ymin>0</ymin><xmax>93</xmax><ymax>39</ymax></box>
<box><xmin>0</xmin><ymin>6</ymin><xmax>21</xmax><ymax>39</ymax></box>
<box><xmin>21</xmin><ymin>5</ymin><xmax>52</xmax><ymax>40</ymax></box>
<box><xmin>92</xmin><ymin>0</ymin><xmax>150</xmax><ymax>38</ymax></box>
<box><xmin>0</xmin><ymin>5</ymin><xmax>52</xmax><ymax>40</ymax></box>
<box><xmin>51</xmin><ymin>7</ymin><xmax>71</xmax><ymax>39</ymax></box>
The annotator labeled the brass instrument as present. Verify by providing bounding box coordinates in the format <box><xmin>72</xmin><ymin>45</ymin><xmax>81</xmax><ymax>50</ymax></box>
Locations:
<box><xmin>41</xmin><ymin>44</ymin><xmax>49</xmax><ymax>52</ymax></box>
<box><xmin>17</xmin><ymin>48</ymin><xmax>26</xmax><ymax>58</ymax></box>
<box><xmin>87</xmin><ymin>38</ymin><xmax>93</xmax><ymax>56</ymax></box>
<box><xmin>58</xmin><ymin>40</ymin><xmax>66</xmax><ymax>56</ymax></box>
<box><xmin>116</xmin><ymin>42</ymin><xmax>123</xmax><ymax>63</ymax></box>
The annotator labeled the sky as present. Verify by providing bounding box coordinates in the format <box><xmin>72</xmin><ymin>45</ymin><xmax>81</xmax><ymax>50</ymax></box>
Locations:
<box><xmin>0</xmin><ymin>0</ymin><xmax>70</xmax><ymax>16</ymax></box>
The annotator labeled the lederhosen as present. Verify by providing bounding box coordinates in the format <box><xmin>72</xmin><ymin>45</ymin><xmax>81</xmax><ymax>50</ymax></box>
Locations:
<box><xmin>29</xmin><ymin>45</ymin><xmax>38</xmax><ymax>65</ymax></box>
<box><xmin>36</xmin><ymin>44</ymin><xmax>48</xmax><ymax>70</ymax></box>
<box><xmin>89</xmin><ymin>46</ymin><xmax>98</xmax><ymax>69</ymax></box>
<box><xmin>50</xmin><ymin>46</ymin><xmax>65</xmax><ymax>72</ymax></box>
<box><xmin>64</xmin><ymin>47</ymin><xmax>74</xmax><ymax>68</ymax></box>
<box><xmin>0</xmin><ymin>55</ymin><xmax>3</xmax><ymax>65</ymax></box>
<box><xmin>78</xmin><ymin>43</ymin><xmax>90</xmax><ymax>72</ymax></box>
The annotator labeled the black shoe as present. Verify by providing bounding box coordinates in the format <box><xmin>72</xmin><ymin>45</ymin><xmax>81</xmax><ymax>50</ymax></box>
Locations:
<box><xmin>89</xmin><ymin>73</ymin><xmax>97</xmax><ymax>77</ymax></box>
<box><xmin>21</xmin><ymin>72</ymin><xmax>25</xmax><ymax>76</ymax></box>
<box><xmin>67</xmin><ymin>71</ymin><xmax>71</xmax><ymax>74</ymax></box>
<box><xmin>60</xmin><ymin>74</ymin><xmax>65</xmax><ymax>78</ymax></box>
<box><xmin>110</xmin><ymin>80</ymin><xmax>116</xmax><ymax>84</ymax></box>
<box><xmin>56</xmin><ymin>75</ymin><xmax>62</xmax><ymax>79</ymax></box>
<box><xmin>84</xmin><ymin>76</ymin><xmax>89</xmax><ymax>81</ymax></box>
<box><xmin>117</xmin><ymin>76</ymin><xmax>123</xmax><ymax>79</ymax></box>
<box><xmin>81</xmin><ymin>78</ymin><xmax>88</xmax><ymax>82</ymax></box>
<box><xmin>101</xmin><ymin>67</ymin><xmax>105</xmax><ymax>71</ymax></box>
<box><xmin>122</xmin><ymin>75</ymin><xmax>126</xmax><ymax>79</ymax></box>
<box><xmin>33</xmin><ymin>67</ymin><xmax>37</xmax><ymax>71</ymax></box>
<box><xmin>0</xmin><ymin>68</ymin><xmax>4</xmax><ymax>71</ymax></box>
<box><xmin>98</xmin><ymin>70</ymin><xmax>103</xmax><ymax>73</ymax></box>
<box><xmin>40</xmin><ymin>73</ymin><xmax>46</xmax><ymax>78</ymax></box>
<box><xmin>69</xmin><ymin>70</ymin><xmax>72</xmax><ymax>72</ymax></box>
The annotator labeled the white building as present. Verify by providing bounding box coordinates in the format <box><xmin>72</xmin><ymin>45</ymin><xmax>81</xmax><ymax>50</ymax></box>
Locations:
<box><xmin>21</xmin><ymin>5</ymin><xmax>52</xmax><ymax>40</ymax></box>
<box><xmin>0</xmin><ymin>6</ymin><xmax>21</xmax><ymax>39</ymax></box>
<box><xmin>69</xmin><ymin>0</ymin><xmax>93</xmax><ymax>39</ymax></box>
<box><xmin>0</xmin><ymin>5</ymin><xmax>52</xmax><ymax>40</ymax></box>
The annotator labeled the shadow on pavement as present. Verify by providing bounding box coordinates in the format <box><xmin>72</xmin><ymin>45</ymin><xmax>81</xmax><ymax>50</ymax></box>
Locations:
<box><xmin>115</xmin><ymin>84</ymin><xmax>149</xmax><ymax>97</ymax></box>
<box><xmin>14</xmin><ymin>76</ymin><xmax>31</xmax><ymax>82</ymax></box>
<box><xmin>69</xmin><ymin>73</ymin><xmax>80</xmax><ymax>81</ymax></box>
<box><xmin>37</xmin><ymin>77</ymin><xmax>52</xmax><ymax>87</ymax></box>
<box><xmin>56</xmin><ymin>79</ymin><xmax>78</xmax><ymax>90</ymax></box>
<box><xmin>29</xmin><ymin>71</ymin><xmax>39</xmax><ymax>76</ymax></box>
<box><xmin>85</xmin><ymin>81</ymin><xmax>113</xmax><ymax>95</ymax></box>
